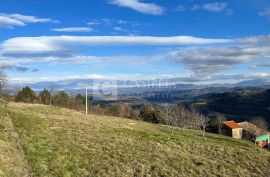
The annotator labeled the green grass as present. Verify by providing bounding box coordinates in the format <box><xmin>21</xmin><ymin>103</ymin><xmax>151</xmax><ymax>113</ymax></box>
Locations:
<box><xmin>5</xmin><ymin>102</ymin><xmax>270</xmax><ymax>177</ymax></box>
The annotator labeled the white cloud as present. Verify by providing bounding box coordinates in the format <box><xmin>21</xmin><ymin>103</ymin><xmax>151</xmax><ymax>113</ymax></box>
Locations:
<box><xmin>1</xmin><ymin>35</ymin><xmax>231</xmax><ymax>57</ymax></box>
<box><xmin>202</xmin><ymin>2</ymin><xmax>227</xmax><ymax>12</ymax></box>
<box><xmin>87</xmin><ymin>20</ymin><xmax>101</xmax><ymax>26</ymax></box>
<box><xmin>0</xmin><ymin>13</ymin><xmax>59</xmax><ymax>29</ymax></box>
<box><xmin>113</xmin><ymin>27</ymin><xmax>124</xmax><ymax>31</ymax></box>
<box><xmin>259</xmin><ymin>7</ymin><xmax>270</xmax><ymax>19</ymax></box>
<box><xmin>87</xmin><ymin>19</ymin><xmax>136</xmax><ymax>26</ymax></box>
<box><xmin>192</xmin><ymin>2</ymin><xmax>228</xmax><ymax>13</ymax></box>
<box><xmin>108</xmin><ymin>0</ymin><xmax>165</xmax><ymax>15</ymax></box>
<box><xmin>0</xmin><ymin>16</ymin><xmax>25</xmax><ymax>28</ymax></box>
<box><xmin>112</xmin><ymin>27</ymin><xmax>129</xmax><ymax>33</ymax></box>
<box><xmin>16</xmin><ymin>55</ymin><xmax>164</xmax><ymax>65</ymax></box>
<box><xmin>51</xmin><ymin>27</ymin><xmax>93</xmax><ymax>32</ymax></box>
<box><xmin>5</xmin><ymin>14</ymin><xmax>59</xmax><ymax>23</ymax></box>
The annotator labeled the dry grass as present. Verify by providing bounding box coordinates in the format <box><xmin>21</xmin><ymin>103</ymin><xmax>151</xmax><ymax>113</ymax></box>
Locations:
<box><xmin>0</xmin><ymin>102</ymin><xmax>30</xmax><ymax>177</ymax></box>
<box><xmin>4</xmin><ymin>102</ymin><xmax>270</xmax><ymax>177</ymax></box>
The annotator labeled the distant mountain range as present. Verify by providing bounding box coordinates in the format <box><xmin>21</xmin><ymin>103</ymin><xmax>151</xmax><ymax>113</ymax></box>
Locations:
<box><xmin>9</xmin><ymin>78</ymin><xmax>270</xmax><ymax>94</ymax></box>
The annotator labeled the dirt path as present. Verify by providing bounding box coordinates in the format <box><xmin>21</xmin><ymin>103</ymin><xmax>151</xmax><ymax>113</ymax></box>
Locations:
<box><xmin>0</xmin><ymin>111</ymin><xmax>32</xmax><ymax>177</ymax></box>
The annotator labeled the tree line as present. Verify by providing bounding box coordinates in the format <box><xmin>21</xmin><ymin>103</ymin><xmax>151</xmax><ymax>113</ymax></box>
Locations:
<box><xmin>11</xmin><ymin>86</ymin><xmax>210</xmax><ymax>136</ymax></box>
<box><xmin>13</xmin><ymin>86</ymin><xmax>88</xmax><ymax>112</ymax></box>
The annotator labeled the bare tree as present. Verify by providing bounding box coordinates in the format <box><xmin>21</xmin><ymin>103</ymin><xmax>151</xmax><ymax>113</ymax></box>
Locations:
<box><xmin>190</xmin><ymin>107</ymin><xmax>209</xmax><ymax>141</ymax></box>
<box><xmin>163</xmin><ymin>104</ymin><xmax>188</xmax><ymax>128</ymax></box>
<box><xmin>163</xmin><ymin>104</ymin><xmax>179</xmax><ymax>134</ymax></box>
<box><xmin>250</xmin><ymin>117</ymin><xmax>269</xmax><ymax>131</ymax></box>
<box><xmin>163</xmin><ymin>104</ymin><xmax>209</xmax><ymax>140</ymax></box>
<box><xmin>216</xmin><ymin>114</ymin><xmax>225</xmax><ymax>135</ymax></box>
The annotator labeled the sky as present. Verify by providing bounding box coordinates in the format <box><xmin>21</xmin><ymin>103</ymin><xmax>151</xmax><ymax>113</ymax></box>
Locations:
<box><xmin>1</xmin><ymin>0</ymin><xmax>270</xmax><ymax>86</ymax></box>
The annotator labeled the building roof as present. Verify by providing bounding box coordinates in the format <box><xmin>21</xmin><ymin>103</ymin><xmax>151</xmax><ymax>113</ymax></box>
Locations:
<box><xmin>238</xmin><ymin>121</ymin><xmax>269</xmax><ymax>137</ymax></box>
<box><xmin>256</xmin><ymin>134</ymin><xmax>269</xmax><ymax>142</ymax></box>
<box><xmin>223</xmin><ymin>120</ymin><xmax>242</xmax><ymax>129</ymax></box>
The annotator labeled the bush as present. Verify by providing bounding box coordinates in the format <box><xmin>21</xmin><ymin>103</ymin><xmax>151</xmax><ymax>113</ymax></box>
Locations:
<box><xmin>53</xmin><ymin>91</ymin><xmax>70</xmax><ymax>108</ymax></box>
<box><xmin>140</xmin><ymin>105</ymin><xmax>164</xmax><ymax>124</ymax></box>
<box><xmin>111</xmin><ymin>103</ymin><xmax>139</xmax><ymax>119</ymax></box>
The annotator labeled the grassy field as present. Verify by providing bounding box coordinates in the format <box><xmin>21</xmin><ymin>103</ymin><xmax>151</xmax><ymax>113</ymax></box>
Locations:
<box><xmin>1</xmin><ymin>102</ymin><xmax>270</xmax><ymax>177</ymax></box>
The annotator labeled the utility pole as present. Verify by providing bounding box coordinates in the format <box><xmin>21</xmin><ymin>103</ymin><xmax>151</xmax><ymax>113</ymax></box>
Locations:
<box><xmin>85</xmin><ymin>82</ymin><xmax>88</xmax><ymax>115</ymax></box>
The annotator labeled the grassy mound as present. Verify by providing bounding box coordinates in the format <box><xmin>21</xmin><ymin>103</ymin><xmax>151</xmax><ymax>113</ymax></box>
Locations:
<box><xmin>4</xmin><ymin>102</ymin><xmax>270</xmax><ymax>177</ymax></box>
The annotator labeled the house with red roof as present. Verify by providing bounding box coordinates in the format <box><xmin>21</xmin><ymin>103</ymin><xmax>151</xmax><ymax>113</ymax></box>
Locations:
<box><xmin>223</xmin><ymin>120</ymin><xmax>243</xmax><ymax>139</ymax></box>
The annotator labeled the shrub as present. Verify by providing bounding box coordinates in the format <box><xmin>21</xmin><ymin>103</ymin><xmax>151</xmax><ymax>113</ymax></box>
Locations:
<box><xmin>53</xmin><ymin>91</ymin><xmax>70</xmax><ymax>108</ymax></box>
<box><xmin>140</xmin><ymin>105</ymin><xmax>164</xmax><ymax>124</ymax></box>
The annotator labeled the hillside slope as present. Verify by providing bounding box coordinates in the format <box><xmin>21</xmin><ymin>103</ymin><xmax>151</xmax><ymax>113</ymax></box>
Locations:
<box><xmin>3</xmin><ymin>102</ymin><xmax>270</xmax><ymax>177</ymax></box>
<box><xmin>195</xmin><ymin>89</ymin><xmax>270</xmax><ymax>122</ymax></box>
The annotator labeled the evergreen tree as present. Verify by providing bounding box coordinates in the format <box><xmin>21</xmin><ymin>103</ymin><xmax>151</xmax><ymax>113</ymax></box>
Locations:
<box><xmin>39</xmin><ymin>89</ymin><xmax>51</xmax><ymax>105</ymax></box>
<box><xmin>15</xmin><ymin>86</ymin><xmax>37</xmax><ymax>103</ymax></box>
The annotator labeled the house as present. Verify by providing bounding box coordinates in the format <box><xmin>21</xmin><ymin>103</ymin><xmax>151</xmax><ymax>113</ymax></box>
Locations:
<box><xmin>223</xmin><ymin>121</ymin><xmax>243</xmax><ymax>139</ymax></box>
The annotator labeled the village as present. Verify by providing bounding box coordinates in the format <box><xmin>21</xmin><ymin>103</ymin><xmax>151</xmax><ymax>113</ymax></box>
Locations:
<box><xmin>223</xmin><ymin>120</ymin><xmax>270</xmax><ymax>149</ymax></box>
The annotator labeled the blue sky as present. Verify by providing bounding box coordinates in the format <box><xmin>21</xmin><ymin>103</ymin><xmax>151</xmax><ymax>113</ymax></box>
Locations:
<box><xmin>1</xmin><ymin>0</ymin><xmax>270</xmax><ymax>85</ymax></box>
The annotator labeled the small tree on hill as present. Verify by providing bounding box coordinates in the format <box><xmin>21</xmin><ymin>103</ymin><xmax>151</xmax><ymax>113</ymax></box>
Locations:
<box><xmin>39</xmin><ymin>89</ymin><xmax>51</xmax><ymax>105</ymax></box>
<box><xmin>15</xmin><ymin>86</ymin><xmax>37</xmax><ymax>103</ymax></box>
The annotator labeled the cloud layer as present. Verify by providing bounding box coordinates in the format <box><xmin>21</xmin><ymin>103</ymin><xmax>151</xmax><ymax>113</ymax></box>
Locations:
<box><xmin>1</xmin><ymin>35</ymin><xmax>231</xmax><ymax>57</ymax></box>
<box><xmin>170</xmin><ymin>34</ymin><xmax>270</xmax><ymax>75</ymax></box>
<box><xmin>1</xmin><ymin>33</ymin><xmax>270</xmax><ymax>84</ymax></box>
